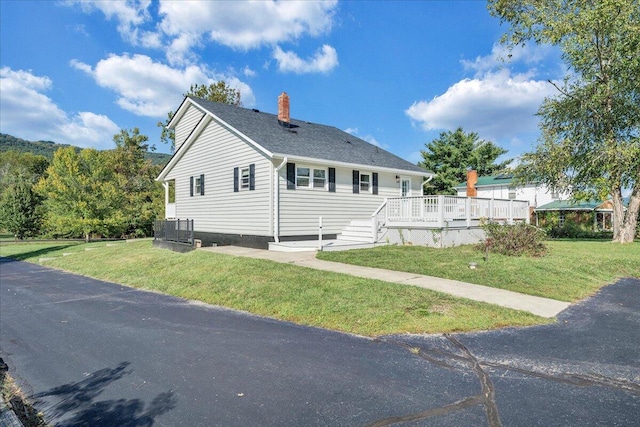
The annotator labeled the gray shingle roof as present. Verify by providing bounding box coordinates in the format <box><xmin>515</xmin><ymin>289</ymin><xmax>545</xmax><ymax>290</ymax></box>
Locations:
<box><xmin>188</xmin><ymin>96</ymin><xmax>428</xmax><ymax>174</ymax></box>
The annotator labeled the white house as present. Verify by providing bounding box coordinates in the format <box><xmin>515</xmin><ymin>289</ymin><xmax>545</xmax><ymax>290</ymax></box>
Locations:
<box><xmin>156</xmin><ymin>93</ymin><xmax>433</xmax><ymax>249</ymax></box>
<box><xmin>455</xmin><ymin>170</ymin><xmax>563</xmax><ymax>209</ymax></box>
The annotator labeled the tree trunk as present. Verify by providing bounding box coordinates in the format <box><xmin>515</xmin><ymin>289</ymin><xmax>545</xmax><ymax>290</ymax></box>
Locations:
<box><xmin>613</xmin><ymin>187</ymin><xmax>639</xmax><ymax>244</ymax></box>
<box><xmin>85</xmin><ymin>232</ymin><xmax>90</xmax><ymax>243</ymax></box>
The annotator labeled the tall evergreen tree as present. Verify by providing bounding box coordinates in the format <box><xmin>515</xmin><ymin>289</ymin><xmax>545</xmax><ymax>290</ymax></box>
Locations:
<box><xmin>419</xmin><ymin>127</ymin><xmax>511</xmax><ymax>194</ymax></box>
<box><xmin>0</xmin><ymin>174</ymin><xmax>43</xmax><ymax>239</ymax></box>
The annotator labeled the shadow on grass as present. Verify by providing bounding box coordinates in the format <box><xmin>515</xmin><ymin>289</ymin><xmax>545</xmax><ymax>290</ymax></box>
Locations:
<box><xmin>32</xmin><ymin>362</ymin><xmax>177</xmax><ymax>426</ymax></box>
<box><xmin>0</xmin><ymin>245</ymin><xmax>80</xmax><ymax>262</ymax></box>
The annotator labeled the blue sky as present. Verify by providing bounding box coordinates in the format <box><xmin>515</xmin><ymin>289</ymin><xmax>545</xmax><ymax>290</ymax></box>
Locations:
<box><xmin>0</xmin><ymin>1</ymin><xmax>564</xmax><ymax>164</ymax></box>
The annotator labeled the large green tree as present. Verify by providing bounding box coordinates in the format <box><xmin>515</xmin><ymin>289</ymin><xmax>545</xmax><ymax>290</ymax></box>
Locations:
<box><xmin>419</xmin><ymin>127</ymin><xmax>511</xmax><ymax>194</ymax></box>
<box><xmin>0</xmin><ymin>151</ymin><xmax>49</xmax><ymax>238</ymax></box>
<box><xmin>110</xmin><ymin>128</ymin><xmax>164</xmax><ymax>237</ymax></box>
<box><xmin>35</xmin><ymin>147</ymin><xmax>121</xmax><ymax>242</ymax></box>
<box><xmin>0</xmin><ymin>174</ymin><xmax>43</xmax><ymax>239</ymax></box>
<box><xmin>489</xmin><ymin>0</ymin><xmax>640</xmax><ymax>243</ymax></box>
<box><xmin>158</xmin><ymin>81</ymin><xmax>242</xmax><ymax>150</ymax></box>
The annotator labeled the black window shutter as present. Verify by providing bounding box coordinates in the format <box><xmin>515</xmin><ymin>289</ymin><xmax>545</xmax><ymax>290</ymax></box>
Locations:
<box><xmin>286</xmin><ymin>162</ymin><xmax>296</xmax><ymax>190</ymax></box>
<box><xmin>372</xmin><ymin>172</ymin><xmax>379</xmax><ymax>195</ymax></box>
<box><xmin>352</xmin><ymin>170</ymin><xmax>359</xmax><ymax>193</ymax></box>
<box><xmin>190</xmin><ymin>176</ymin><xmax>194</xmax><ymax>197</ymax></box>
<box><xmin>200</xmin><ymin>174</ymin><xmax>205</xmax><ymax>196</ymax></box>
<box><xmin>249</xmin><ymin>164</ymin><xmax>255</xmax><ymax>190</ymax></box>
<box><xmin>233</xmin><ymin>167</ymin><xmax>239</xmax><ymax>192</ymax></box>
<box><xmin>328</xmin><ymin>167</ymin><xmax>336</xmax><ymax>192</ymax></box>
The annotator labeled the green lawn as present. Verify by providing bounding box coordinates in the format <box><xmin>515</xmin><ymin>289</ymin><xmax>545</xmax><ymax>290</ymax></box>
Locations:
<box><xmin>318</xmin><ymin>240</ymin><xmax>640</xmax><ymax>302</ymax></box>
<box><xmin>0</xmin><ymin>240</ymin><xmax>548</xmax><ymax>336</ymax></box>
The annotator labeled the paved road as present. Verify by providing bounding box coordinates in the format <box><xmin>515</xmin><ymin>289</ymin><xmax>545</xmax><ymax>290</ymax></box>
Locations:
<box><xmin>1</xmin><ymin>257</ymin><xmax>638</xmax><ymax>426</ymax></box>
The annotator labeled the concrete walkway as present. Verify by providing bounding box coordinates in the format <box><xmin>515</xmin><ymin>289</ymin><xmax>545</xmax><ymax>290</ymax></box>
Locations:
<box><xmin>200</xmin><ymin>246</ymin><xmax>570</xmax><ymax>318</ymax></box>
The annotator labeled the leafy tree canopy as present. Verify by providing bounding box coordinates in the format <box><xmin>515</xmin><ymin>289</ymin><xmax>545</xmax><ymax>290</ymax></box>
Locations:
<box><xmin>109</xmin><ymin>128</ymin><xmax>164</xmax><ymax>237</ymax></box>
<box><xmin>158</xmin><ymin>81</ymin><xmax>242</xmax><ymax>150</ymax></box>
<box><xmin>35</xmin><ymin>147</ymin><xmax>122</xmax><ymax>241</ymax></box>
<box><xmin>0</xmin><ymin>150</ymin><xmax>49</xmax><ymax>189</ymax></box>
<box><xmin>419</xmin><ymin>127</ymin><xmax>511</xmax><ymax>194</ymax></box>
<box><xmin>489</xmin><ymin>0</ymin><xmax>640</xmax><ymax>243</ymax></box>
<box><xmin>0</xmin><ymin>173</ymin><xmax>43</xmax><ymax>239</ymax></box>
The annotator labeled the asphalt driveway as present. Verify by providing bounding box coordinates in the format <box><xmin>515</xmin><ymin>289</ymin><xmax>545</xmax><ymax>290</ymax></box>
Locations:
<box><xmin>0</xmin><ymin>257</ymin><xmax>638</xmax><ymax>426</ymax></box>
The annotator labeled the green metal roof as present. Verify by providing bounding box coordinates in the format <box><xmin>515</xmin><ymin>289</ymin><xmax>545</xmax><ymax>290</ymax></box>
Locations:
<box><xmin>455</xmin><ymin>173</ymin><xmax>515</xmax><ymax>189</ymax></box>
<box><xmin>535</xmin><ymin>199</ymin><xmax>609</xmax><ymax>211</ymax></box>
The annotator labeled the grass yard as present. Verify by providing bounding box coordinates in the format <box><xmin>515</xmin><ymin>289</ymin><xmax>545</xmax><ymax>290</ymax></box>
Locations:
<box><xmin>318</xmin><ymin>240</ymin><xmax>640</xmax><ymax>302</ymax></box>
<box><xmin>0</xmin><ymin>240</ymin><xmax>548</xmax><ymax>336</ymax></box>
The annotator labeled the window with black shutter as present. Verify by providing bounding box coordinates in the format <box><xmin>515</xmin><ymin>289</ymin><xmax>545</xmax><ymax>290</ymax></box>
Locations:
<box><xmin>352</xmin><ymin>170</ymin><xmax>359</xmax><ymax>193</ymax></box>
<box><xmin>372</xmin><ymin>172</ymin><xmax>378</xmax><ymax>195</ymax></box>
<box><xmin>328</xmin><ymin>167</ymin><xmax>336</xmax><ymax>192</ymax></box>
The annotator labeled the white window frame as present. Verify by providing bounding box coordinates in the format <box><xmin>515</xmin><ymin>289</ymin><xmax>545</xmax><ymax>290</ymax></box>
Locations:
<box><xmin>195</xmin><ymin>176</ymin><xmax>202</xmax><ymax>195</ymax></box>
<box><xmin>313</xmin><ymin>168</ymin><xmax>327</xmax><ymax>189</ymax></box>
<box><xmin>240</xmin><ymin>167</ymin><xmax>250</xmax><ymax>190</ymax></box>
<box><xmin>360</xmin><ymin>172</ymin><xmax>371</xmax><ymax>193</ymax></box>
<box><xmin>508</xmin><ymin>188</ymin><xmax>517</xmax><ymax>200</ymax></box>
<box><xmin>296</xmin><ymin>165</ymin><xmax>327</xmax><ymax>190</ymax></box>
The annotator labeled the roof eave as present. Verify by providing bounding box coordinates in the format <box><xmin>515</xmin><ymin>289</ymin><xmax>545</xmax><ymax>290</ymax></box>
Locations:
<box><xmin>272</xmin><ymin>153</ymin><xmax>431</xmax><ymax>177</ymax></box>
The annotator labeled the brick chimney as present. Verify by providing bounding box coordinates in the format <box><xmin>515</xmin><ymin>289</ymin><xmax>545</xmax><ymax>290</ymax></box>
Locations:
<box><xmin>278</xmin><ymin>92</ymin><xmax>290</xmax><ymax>123</ymax></box>
<box><xmin>466</xmin><ymin>169</ymin><xmax>478</xmax><ymax>197</ymax></box>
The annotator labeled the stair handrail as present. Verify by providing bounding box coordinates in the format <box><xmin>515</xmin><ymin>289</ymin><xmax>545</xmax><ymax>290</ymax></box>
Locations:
<box><xmin>370</xmin><ymin>198</ymin><xmax>388</xmax><ymax>243</ymax></box>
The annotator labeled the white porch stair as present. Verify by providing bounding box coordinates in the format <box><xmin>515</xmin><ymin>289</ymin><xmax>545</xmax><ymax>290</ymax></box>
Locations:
<box><xmin>336</xmin><ymin>219</ymin><xmax>374</xmax><ymax>243</ymax></box>
<box><xmin>268</xmin><ymin>220</ymin><xmax>382</xmax><ymax>252</ymax></box>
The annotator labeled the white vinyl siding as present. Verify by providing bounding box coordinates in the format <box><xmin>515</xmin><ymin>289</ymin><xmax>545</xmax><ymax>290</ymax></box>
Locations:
<box><xmin>165</xmin><ymin>118</ymin><xmax>271</xmax><ymax>236</ymax></box>
<box><xmin>175</xmin><ymin>105</ymin><xmax>205</xmax><ymax>152</ymax></box>
<box><xmin>279</xmin><ymin>165</ymin><xmax>420</xmax><ymax>236</ymax></box>
<box><xmin>457</xmin><ymin>183</ymin><xmax>569</xmax><ymax>208</ymax></box>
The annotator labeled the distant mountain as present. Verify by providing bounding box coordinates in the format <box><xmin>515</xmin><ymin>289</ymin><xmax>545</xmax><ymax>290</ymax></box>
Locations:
<box><xmin>0</xmin><ymin>134</ymin><xmax>172</xmax><ymax>166</ymax></box>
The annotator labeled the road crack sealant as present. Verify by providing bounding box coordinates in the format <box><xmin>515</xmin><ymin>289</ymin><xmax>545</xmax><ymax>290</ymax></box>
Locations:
<box><xmin>367</xmin><ymin>332</ymin><xmax>640</xmax><ymax>427</ymax></box>
<box><xmin>367</xmin><ymin>335</ymin><xmax>503</xmax><ymax>427</ymax></box>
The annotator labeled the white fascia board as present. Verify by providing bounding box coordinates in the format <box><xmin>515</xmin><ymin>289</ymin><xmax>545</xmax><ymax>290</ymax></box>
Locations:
<box><xmin>272</xmin><ymin>153</ymin><xmax>431</xmax><ymax>178</ymax></box>
<box><xmin>166</xmin><ymin>97</ymin><xmax>199</xmax><ymax>129</ymax></box>
<box><xmin>156</xmin><ymin>115</ymin><xmax>212</xmax><ymax>181</ymax></box>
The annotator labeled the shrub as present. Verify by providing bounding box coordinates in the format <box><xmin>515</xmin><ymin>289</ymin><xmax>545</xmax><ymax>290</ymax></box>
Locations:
<box><xmin>548</xmin><ymin>223</ymin><xmax>613</xmax><ymax>239</ymax></box>
<box><xmin>477</xmin><ymin>220</ymin><xmax>548</xmax><ymax>257</ymax></box>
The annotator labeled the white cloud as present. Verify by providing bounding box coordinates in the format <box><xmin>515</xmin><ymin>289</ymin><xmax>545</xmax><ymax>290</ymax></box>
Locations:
<box><xmin>0</xmin><ymin>67</ymin><xmax>119</xmax><ymax>149</ymax></box>
<box><xmin>158</xmin><ymin>0</ymin><xmax>337</xmax><ymax>56</ymax></box>
<box><xmin>66</xmin><ymin>0</ymin><xmax>152</xmax><ymax>45</ymax></box>
<box><xmin>406</xmin><ymin>42</ymin><xmax>563</xmax><ymax>151</ymax></box>
<box><xmin>66</xmin><ymin>1</ymin><xmax>339</xmax><ymax>66</ymax></box>
<box><xmin>71</xmin><ymin>54</ymin><xmax>255</xmax><ymax>118</ymax></box>
<box><xmin>344</xmin><ymin>127</ymin><xmax>386</xmax><ymax>149</ymax></box>
<box><xmin>406</xmin><ymin>69</ymin><xmax>556</xmax><ymax>141</ymax></box>
<box><xmin>273</xmin><ymin>44</ymin><xmax>338</xmax><ymax>74</ymax></box>
<box><xmin>461</xmin><ymin>43</ymin><xmax>554</xmax><ymax>77</ymax></box>
<box><xmin>243</xmin><ymin>66</ymin><xmax>256</xmax><ymax>78</ymax></box>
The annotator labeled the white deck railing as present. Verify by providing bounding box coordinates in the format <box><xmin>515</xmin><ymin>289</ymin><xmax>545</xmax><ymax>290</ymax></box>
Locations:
<box><xmin>383</xmin><ymin>195</ymin><xmax>529</xmax><ymax>228</ymax></box>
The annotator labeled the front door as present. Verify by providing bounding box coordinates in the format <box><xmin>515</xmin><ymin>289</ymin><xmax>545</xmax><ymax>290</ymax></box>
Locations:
<box><xmin>401</xmin><ymin>177</ymin><xmax>411</xmax><ymax>218</ymax></box>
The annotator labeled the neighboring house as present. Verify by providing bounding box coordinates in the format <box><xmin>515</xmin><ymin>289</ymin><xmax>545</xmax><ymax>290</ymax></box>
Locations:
<box><xmin>534</xmin><ymin>199</ymin><xmax>615</xmax><ymax>231</ymax></box>
<box><xmin>156</xmin><ymin>93</ymin><xmax>433</xmax><ymax>249</ymax></box>
<box><xmin>456</xmin><ymin>171</ymin><xmax>618</xmax><ymax>233</ymax></box>
<box><xmin>455</xmin><ymin>170</ymin><xmax>563</xmax><ymax>209</ymax></box>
